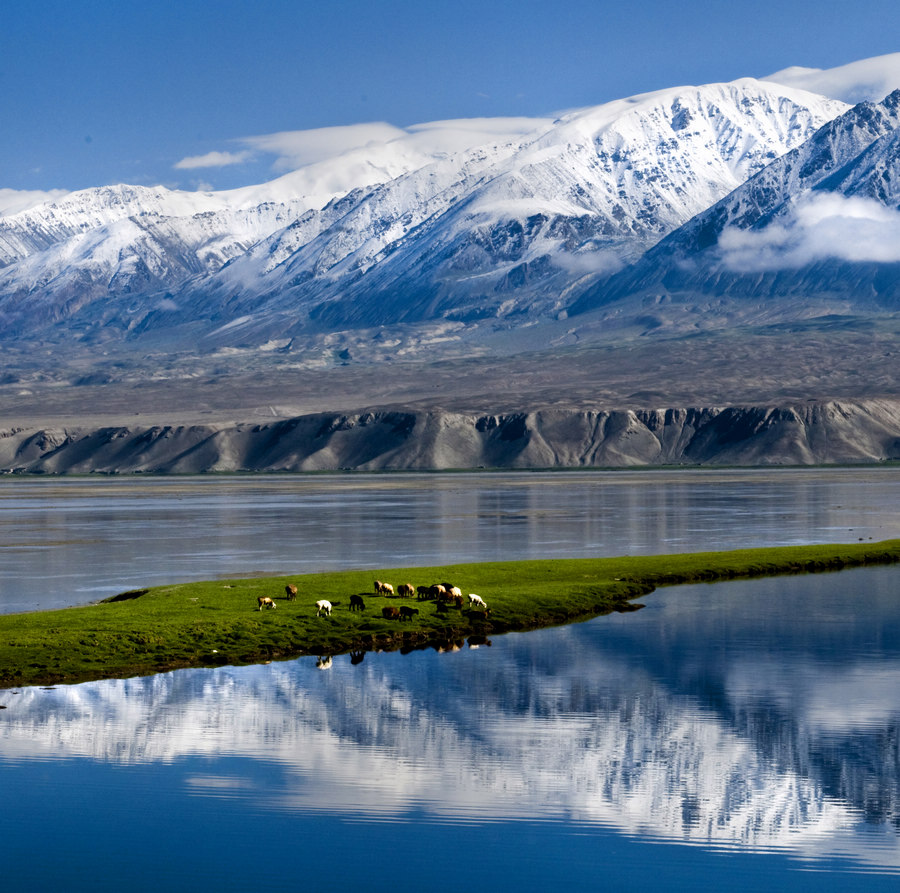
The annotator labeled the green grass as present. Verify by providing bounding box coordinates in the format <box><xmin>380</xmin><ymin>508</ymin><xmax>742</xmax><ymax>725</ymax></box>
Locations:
<box><xmin>2</xmin><ymin>540</ymin><xmax>899</xmax><ymax>688</ymax></box>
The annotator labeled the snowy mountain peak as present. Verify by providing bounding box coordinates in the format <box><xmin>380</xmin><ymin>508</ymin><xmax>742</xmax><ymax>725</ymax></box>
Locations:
<box><xmin>0</xmin><ymin>74</ymin><xmax>858</xmax><ymax>351</ymax></box>
<box><xmin>571</xmin><ymin>87</ymin><xmax>900</xmax><ymax>318</ymax></box>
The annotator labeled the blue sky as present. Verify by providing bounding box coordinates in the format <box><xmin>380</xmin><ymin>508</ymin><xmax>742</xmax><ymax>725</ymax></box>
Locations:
<box><xmin>2</xmin><ymin>0</ymin><xmax>898</xmax><ymax>194</ymax></box>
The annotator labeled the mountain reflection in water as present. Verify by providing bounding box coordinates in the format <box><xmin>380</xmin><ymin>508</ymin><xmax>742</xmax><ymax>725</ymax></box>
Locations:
<box><xmin>2</xmin><ymin>565</ymin><xmax>900</xmax><ymax>886</ymax></box>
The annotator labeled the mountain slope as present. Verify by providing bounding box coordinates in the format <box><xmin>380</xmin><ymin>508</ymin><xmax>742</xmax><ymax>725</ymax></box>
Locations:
<box><xmin>570</xmin><ymin>89</ymin><xmax>900</xmax><ymax>320</ymax></box>
<box><xmin>153</xmin><ymin>80</ymin><xmax>850</xmax><ymax>335</ymax></box>
<box><xmin>4</xmin><ymin>400</ymin><xmax>900</xmax><ymax>472</ymax></box>
<box><xmin>0</xmin><ymin>80</ymin><xmax>845</xmax><ymax>348</ymax></box>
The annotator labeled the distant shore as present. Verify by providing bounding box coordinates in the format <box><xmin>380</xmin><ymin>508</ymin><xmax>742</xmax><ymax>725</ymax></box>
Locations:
<box><xmin>2</xmin><ymin>541</ymin><xmax>898</xmax><ymax>688</ymax></box>
<box><xmin>3</xmin><ymin>399</ymin><xmax>900</xmax><ymax>473</ymax></box>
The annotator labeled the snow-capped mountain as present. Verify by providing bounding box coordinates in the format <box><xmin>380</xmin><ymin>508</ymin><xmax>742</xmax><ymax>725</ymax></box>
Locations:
<box><xmin>0</xmin><ymin>78</ymin><xmax>846</xmax><ymax>348</ymax></box>
<box><xmin>571</xmin><ymin>88</ymin><xmax>900</xmax><ymax>318</ymax></box>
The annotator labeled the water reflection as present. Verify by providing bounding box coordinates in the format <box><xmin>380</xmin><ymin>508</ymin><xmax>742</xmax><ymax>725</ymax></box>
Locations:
<box><xmin>2</xmin><ymin>566</ymin><xmax>899</xmax><ymax>878</ymax></box>
<box><xmin>2</xmin><ymin>468</ymin><xmax>900</xmax><ymax>613</ymax></box>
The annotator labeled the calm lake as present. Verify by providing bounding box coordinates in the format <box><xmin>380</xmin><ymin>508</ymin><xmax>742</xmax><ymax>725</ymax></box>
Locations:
<box><xmin>1</xmin><ymin>469</ymin><xmax>899</xmax><ymax>891</ymax></box>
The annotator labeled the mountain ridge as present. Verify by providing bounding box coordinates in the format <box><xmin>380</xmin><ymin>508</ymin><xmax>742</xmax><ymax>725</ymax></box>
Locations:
<box><xmin>0</xmin><ymin>79</ymin><xmax>847</xmax><ymax>347</ymax></box>
<box><xmin>3</xmin><ymin>399</ymin><xmax>899</xmax><ymax>472</ymax></box>
<box><xmin>570</xmin><ymin>88</ymin><xmax>900</xmax><ymax>319</ymax></box>
<box><xmin>3</xmin><ymin>62</ymin><xmax>900</xmax><ymax>470</ymax></box>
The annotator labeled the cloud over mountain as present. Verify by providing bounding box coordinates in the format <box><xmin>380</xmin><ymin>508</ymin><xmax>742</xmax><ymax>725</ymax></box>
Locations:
<box><xmin>0</xmin><ymin>188</ymin><xmax>69</xmax><ymax>216</ymax></box>
<box><xmin>765</xmin><ymin>53</ymin><xmax>900</xmax><ymax>104</ymax></box>
<box><xmin>717</xmin><ymin>193</ymin><xmax>900</xmax><ymax>271</ymax></box>
<box><xmin>174</xmin><ymin>150</ymin><xmax>255</xmax><ymax>170</ymax></box>
<box><xmin>3</xmin><ymin>68</ymin><xmax>896</xmax><ymax>356</ymax></box>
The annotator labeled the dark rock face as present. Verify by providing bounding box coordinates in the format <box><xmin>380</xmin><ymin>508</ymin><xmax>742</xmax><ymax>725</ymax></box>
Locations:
<box><xmin>2</xmin><ymin>400</ymin><xmax>899</xmax><ymax>473</ymax></box>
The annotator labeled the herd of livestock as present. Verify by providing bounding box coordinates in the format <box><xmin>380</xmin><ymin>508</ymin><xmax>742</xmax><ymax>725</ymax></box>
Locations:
<box><xmin>256</xmin><ymin>579</ymin><xmax>491</xmax><ymax>621</ymax></box>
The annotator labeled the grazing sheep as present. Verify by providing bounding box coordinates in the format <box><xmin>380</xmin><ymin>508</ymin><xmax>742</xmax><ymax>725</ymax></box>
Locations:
<box><xmin>416</xmin><ymin>585</ymin><xmax>433</xmax><ymax>600</ymax></box>
<box><xmin>382</xmin><ymin>606</ymin><xmax>400</xmax><ymax>620</ymax></box>
<box><xmin>374</xmin><ymin>580</ymin><xmax>395</xmax><ymax>596</ymax></box>
<box><xmin>399</xmin><ymin>605</ymin><xmax>419</xmax><ymax>621</ymax></box>
<box><xmin>316</xmin><ymin>599</ymin><xmax>333</xmax><ymax>617</ymax></box>
<box><xmin>257</xmin><ymin>596</ymin><xmax>277</xmax><ymax>611</ymax></box>
<box><xmin>349</xmin><ymin>594</ymin><xmax>366</xmax><ymax>612</ymax></box>
<box><xmin>468</xmin><ymin>593</ymin><xmax>487</xmax><ymax>609</ymax></box>
<box><xmin>447</xmin><ymin>586</ymin><xmax>462</xmax><ymax>600</ymax></box>
<box><xmin>430</xmin><ymin>584</ymin><xmax>447</xmax><ymax>599</ymax></box>
<box><xmin>284</xmin><ymin>584</ymin><xmax>298</xmax><ymax>601</ymax></box>
<box><xmin>397</xmin><ymin>583</ymin><xmax>415</xmax><ymax>598</ymax></box>
<box><xmin>435</xmin><ymin>600</ymin><xmax>453</xmax><ymax>614</ymax></box>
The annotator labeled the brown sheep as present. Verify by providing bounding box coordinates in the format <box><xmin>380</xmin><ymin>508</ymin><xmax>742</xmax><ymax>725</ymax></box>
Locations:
<box><xmin>397</xmin><ymin>583</ymin><xmax>415</xmax><ymax>598</ymax></box>
<box><xmin>374</xmin><ymin>580</ymin><xmax>395</xmax><ymax>596</ymax></box>
<box><xmin>284</xmin><ymin>584</ymin><xmax>298</xmax><ymax>600</ymax></box>
<box><xmin>382</xmin><ymin>606</ymin><xmax>400</xmax><ymax>620</ymax></box>
<box><xmin>257</xmin><ymin>596</ymin><xmax>276</xmax><ymax>611</ymax></box>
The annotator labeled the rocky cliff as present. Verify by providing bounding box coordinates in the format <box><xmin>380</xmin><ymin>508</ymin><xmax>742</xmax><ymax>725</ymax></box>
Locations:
<box><xmin>3</xmin><ymin>400</ymin><xmax>899</xmax><ymax>473</ymax></box>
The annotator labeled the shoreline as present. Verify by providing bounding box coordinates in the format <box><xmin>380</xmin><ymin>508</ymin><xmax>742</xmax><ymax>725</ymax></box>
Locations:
<box><xmin>2</xmin><ymin>541</ymin><xmax>899</xmax><ymax>688</ymax></box>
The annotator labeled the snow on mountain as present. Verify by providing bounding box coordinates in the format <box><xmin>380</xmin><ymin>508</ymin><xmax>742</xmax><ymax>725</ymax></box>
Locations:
<box><xmin>572</xmin><ymin>89</ymin><xmax>900</xmax><ymax>318</ymax></box>
<box><xmin>765</xmin><ymin>52</ymin><xmax>900</xmax><ymax>104</ymax></box>
<box><xmin>312</xmin><ymin>80</ymin><xmax>847</xmax><ymax>328</ymax></box>
<box><xmin>0</xmin><ymin>78</ymin><xmax>846</xmax><ymax>346</ymax></box>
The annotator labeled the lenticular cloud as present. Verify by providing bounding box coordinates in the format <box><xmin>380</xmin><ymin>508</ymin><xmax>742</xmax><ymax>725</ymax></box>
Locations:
<box><xmin>718</xmin><ymin>193</ymin><xmax>900</xmax><ymax>272</ymax></box>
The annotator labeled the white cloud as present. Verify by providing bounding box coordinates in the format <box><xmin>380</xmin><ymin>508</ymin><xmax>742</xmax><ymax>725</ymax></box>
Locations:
<box><xmin>240</xmin><ymin>123</ymin><xmax>408</xmax><ymax>171</ymax></box>
<box><xmin>169</xmin><ymin>116</ymin><xmax>553</xmax><ymax>201</ymax></box>
<box><xmin>228</xmin><ymin>117</ymin><xmax>551</xmax><ymax>174</ymax></box>
<box><xmin>406</xmin><ymin>116</ymin><xmax>552</xmax><ymax>153</ymax></box>
<box><xmin>717</xmin><ymin>192</ymin><xmax>900</xmax><ymax>272</ymax></box>
<box><xmin>0</xmin><ymin>187</ymin><xmax>69</xmax><ymax>216</ymax></box>
<box><xmin>174</xmin><ymin>150</ymin><xmax>254</xmax><ymax>170</ymax></box>
<box><xmin>765</xmin><ymin>52</ymin><xmax>900</xmax><ymax>104</ymax></box>
<box><xmin>553</xmin><ymin>248</ymin><xmax>624</xmax><ymax>277</ymax></box>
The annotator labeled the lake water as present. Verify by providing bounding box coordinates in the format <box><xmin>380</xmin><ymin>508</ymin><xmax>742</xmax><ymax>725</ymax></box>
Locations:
<box><xmin>1</xmin><ymin>468</ymin><xmax>899</xmax><ymax>614</ymax></box>
<box><xmin>1</xmin><ymin>470</ymin><xmax>900</xmax><ymax>891</ymax></box>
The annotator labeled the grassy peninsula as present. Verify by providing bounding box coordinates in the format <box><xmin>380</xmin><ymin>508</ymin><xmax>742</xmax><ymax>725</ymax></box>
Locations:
<box><xmin>2</xmin><ymin>540</ymin><xmax>899</xmax><ymax>688</ymax></box>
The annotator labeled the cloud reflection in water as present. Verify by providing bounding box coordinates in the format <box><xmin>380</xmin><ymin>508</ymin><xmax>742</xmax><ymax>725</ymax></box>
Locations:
<box><xmin>2</xmin><ymin>567</ymin><xmax>900</xmax><ymax>876</ymax></box>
